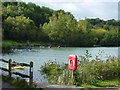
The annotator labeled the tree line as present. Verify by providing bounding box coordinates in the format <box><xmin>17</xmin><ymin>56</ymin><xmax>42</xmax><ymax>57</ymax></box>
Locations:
<box><xmin>2</xmin><ymin>2</ymin><xmax>120</xmax><ymax>47</ymax></box>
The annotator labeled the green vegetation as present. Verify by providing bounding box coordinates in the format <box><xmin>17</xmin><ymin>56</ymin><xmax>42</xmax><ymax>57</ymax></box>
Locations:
<box><xmin>2</xmin><ymin>1</ymin><xmax>120</xmax><ymax>48</ymax></box>
<box><xmin>2</xmin><ymin>75</ymin><xmax>44</xmax><ymax>89</ymax></box>
<box><xmin>2</xmin><ymin>75</ymin><xmax>32</xmax><ymax>88</ymax></box>
<box><xmin>81</xmin><ymin>79</ymin><xmax>119</xmax><ymax>88</ymax></box>
<box><xmin>2</xmin><ymin>41</ymin><xmax>13</xmax><ymax>53</ymax></box>
<box><xmin>2</xmin><ymin>40</ymin><xmax>53</xmax><ymax>49</ymax></box>
<box><xmin>40</xmin><ymin>50</ymin><xmax>120</xmax><ymax>88</ymax></box>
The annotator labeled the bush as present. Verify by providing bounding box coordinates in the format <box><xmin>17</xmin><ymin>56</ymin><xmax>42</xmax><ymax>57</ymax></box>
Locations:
<box><xmin>40</xmin><ymin>61</ymin><xmax>64</xmax><ymax>84</ymax></box>
<box><xmin>40</xmin><ymin>50</ymin><xmax>120</xmax><ymax>86</ymax></box>
<box><xmin>2</xmin><ymin>41</ymin><xmax>13</xmax><ymax>51</ymax></box>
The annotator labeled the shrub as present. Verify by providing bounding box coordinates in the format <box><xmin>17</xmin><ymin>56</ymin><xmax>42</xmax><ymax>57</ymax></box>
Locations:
<box><xmin>40</xmin><ymin>50</ymin><xmax>120</xmax><ymax>86</ymax></box>
<box><xmin>2</xmin><ymin>41</ymin><xmax>13</xmax><ymax>51</ymax></box>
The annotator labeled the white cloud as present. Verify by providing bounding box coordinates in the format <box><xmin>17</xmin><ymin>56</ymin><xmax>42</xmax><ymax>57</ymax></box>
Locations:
<box><xmin>22</xmin><ymin>0</ymin><xmax>118</xmax><ymax>20</ymax></box>
<box><xmin>23</xmin><ymin>0</ymin><xmax>119</xmax><ymax>3</ymax></box>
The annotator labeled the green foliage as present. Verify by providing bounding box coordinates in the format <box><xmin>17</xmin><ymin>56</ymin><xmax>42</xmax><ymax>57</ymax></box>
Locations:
<box><xmin>81</xmin><ymin>79</ymin><xmax>119</xmax><ymax>88</ymax></box>
<box><xmin>41</xmin><ymin>61</ymin><xmax>63</xmax><ymax>84</ymax></box>
<box><xmin>2</xmin><ymin>40</ymin><xmax>13</xmax><ymax>51</ymax></box>
<box><xmin>2</xmin><ymin>75</ymin><xmax>32</xmax><ymax>88</ymax></box>
<box><xmin>42</xmin><ymin>11</ymin><xmax>77</xmax><ymax>45</ymax></box>
<box><xmin>40</xmin><ymin>50</ymin><xmax>120</xmax><ymax>87</ymax></box>
<box><xmin>95</xmin><ymin>79</ymin><xmax>119</xmax><ymax>87</ymax></box>
<box><xmin>2</xmin><ymin>2</ymin><xmax>120</xmax><ymax>46</ymax></box>
<box><xmin>100</xmin><ymin>30</ymin><xmax>118</xmax><ymax>46</ymax></box>
<box><xmin>3</xmin><ymin>16</ymin><xmax>37</xmax><ymax>41</ymax></box>
<box><xmin>76</xmin><ymin>50</ymin><xmax>119</xmax><ymax>85</ymax></box>
<box><xmin>2</xmin><ymin>2</ymin><xmax>53</xmax><ymax>27</ymax></box>
<box><xmin>91</xmin><ymin>28</ymin><xmax>107</xmax><ymax>45</ymax></box>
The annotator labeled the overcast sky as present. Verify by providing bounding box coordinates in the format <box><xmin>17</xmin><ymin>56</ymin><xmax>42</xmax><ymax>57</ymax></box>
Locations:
<box><xmin>22</xmin><ymin>0</ymin><xmax>119</xmax><ymax>20</ymax></box>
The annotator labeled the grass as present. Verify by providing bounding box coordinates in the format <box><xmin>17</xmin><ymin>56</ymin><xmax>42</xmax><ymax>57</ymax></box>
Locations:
<box><xmin>81</xmin><ymin>83</ymin><xmax>97</xmax><ymax>88</ymax></box>
<box><xmin>2</xmin><ymin>75</ymin><xmax>32</xmax><ymax>88</ymax></box>
<box><xmin>2</xmin><ymin>40</ymin><xmax>49</xmax><ymax>48</ymax></box>
<box><xmin>95</xmin><ymin>79</ymin><xmax>119</xmax><ymax>87</ymax></box>
<box><xmin>2</xmin><ymin>75</ymin><xmax>44</xmax><ymax>89</ymax></box>
<box><xmin>2</xmin><ymin>40</ymin><xmax>64</xmax><ymax>48</ymax></box>
<box><xmin>2</xmin><ymin>75</ymin><xmax>119</xmax><ymax>89</ymax></box>
<box><xmin>2</xmin><ymin>40</ymin><xmax>37</xmax><ymax>53</ymax></box>
<box><xmin>81</xmin><ymin>79</ymin><xmax>119</xmax><ymax>88</ymax></box>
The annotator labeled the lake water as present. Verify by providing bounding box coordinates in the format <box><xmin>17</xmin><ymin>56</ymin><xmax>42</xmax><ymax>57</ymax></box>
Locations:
<box><xmin>1</xmin><ymin>47</ymin><xmax>119</xmax><ymax>84</ymax></box>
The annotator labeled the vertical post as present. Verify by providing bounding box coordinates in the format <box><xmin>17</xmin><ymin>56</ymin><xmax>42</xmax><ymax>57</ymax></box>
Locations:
<box><xmin>68</xmin><ymin>70</ymin><xmax>69</xmax><ymax>85</ymax></box>
<box><xmin>71</xmin><ymin>70</ymin><xmax>74</xmax><ymax>85</ymax></box>
<box><xmin>29</xmin><ymin>61</ymin><xmax>33</xmax><ymax>86</ymax></box>
<box><xmin>9</xmin><ymin>59</ymin><xmax>12</xmax><ymax>78</ymax></box>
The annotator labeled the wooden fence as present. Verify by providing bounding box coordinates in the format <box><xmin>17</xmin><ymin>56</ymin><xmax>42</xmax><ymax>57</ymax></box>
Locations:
<box><xmin>0</xmin><ymin>59</ymin><xmax>33</xmax><ymax>86</ymax></box>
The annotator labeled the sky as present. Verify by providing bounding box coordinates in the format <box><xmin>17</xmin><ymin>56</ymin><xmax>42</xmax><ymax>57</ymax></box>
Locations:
<box><xmin>22</xmin><ymin>0</ymin><xmax>119</xmax><ymax>20</ymax></box>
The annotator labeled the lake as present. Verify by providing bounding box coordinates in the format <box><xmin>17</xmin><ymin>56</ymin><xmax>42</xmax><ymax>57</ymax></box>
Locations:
<box><xmin>2</xmin><ymin>47</ymin><xmax>119</xmax><ymax>84</ymax></box>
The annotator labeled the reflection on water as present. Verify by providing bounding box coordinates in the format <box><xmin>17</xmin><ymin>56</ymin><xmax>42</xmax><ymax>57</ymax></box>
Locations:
<box><xmin>2</xmin><ymin>47</ymin><xmax>118</xmax><ymax>83</ymax></box>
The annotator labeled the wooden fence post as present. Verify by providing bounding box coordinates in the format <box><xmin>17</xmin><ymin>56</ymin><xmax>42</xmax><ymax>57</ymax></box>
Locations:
<box><xmin>9</xmin><ymin>59</ymin><xmax>12</xmax><ymax>78</ymax></box>
<box><xmin>29</xmin><ymin>61</ymin><xmax>33</xmax><ymax>86</ymax></box>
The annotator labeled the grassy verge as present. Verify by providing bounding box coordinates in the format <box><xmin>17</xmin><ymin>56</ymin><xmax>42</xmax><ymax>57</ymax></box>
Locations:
<box><xmin>2</xmin><ymin>40</ymin><xmax>48</xmax><ymax>53</ymax></box>
<box><xmin>2</xmin><ymin>40</ymin><xmax>51</xmax><ymax>49</ymax></box>
<box><xmin>81</xmin><ymin>79</ymin><xmax>119</xmax><ymax>88</ymax></box>
<box><xmin>2</xmin><ymin>75</ymin><xmax>32</xmax><ymax>88</ymax></box>
<box><xmin>2</xmin><ymin>40</ymin><xmax>64</xmax><ymax>53</ymax></box>
<box><xmin>2</xmin><ymin>75</ymin><xmax>44</xmax><ymax>89</ymax></box>
<box><xmin>40</xmin><ymin>50</ymin><xmax>120</xmax><ymax>88</ymax></box>
<box><xmin>95</xmin><ymin>79</ymin><xmax>119</xmax><ymax>87</ymax></box>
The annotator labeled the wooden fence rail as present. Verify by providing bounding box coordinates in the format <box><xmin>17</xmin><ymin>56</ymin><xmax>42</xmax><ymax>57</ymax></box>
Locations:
<box><xmin>0</xmin><ymin>59</ymin><xmax>9</xmax><ymax>63</ymax></box>
<box><xmin>0</xmin><ymin>59</ymin><xmax>33</xmax><ymax>86</ymax></box>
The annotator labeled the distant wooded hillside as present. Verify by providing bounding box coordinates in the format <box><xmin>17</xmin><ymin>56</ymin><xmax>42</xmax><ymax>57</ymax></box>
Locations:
<box><xmin>2</xmin><ymin>2</ymin><xmax>120</xmax><ymax>46</ymax></box>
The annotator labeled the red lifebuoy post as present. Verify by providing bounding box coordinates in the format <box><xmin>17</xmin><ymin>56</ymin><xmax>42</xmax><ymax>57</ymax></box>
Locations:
<box><xmin>68</xmin><ymin>55</ymin><xmax>77</xmax><ymax>84</ymax></box>
<box><xmin>68</xmin><ymin>55</ymin><xmax>77</xmax><ymax>71</ymax></box>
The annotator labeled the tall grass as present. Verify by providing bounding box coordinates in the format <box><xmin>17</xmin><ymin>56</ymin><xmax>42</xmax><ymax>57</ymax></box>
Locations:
<box><xmin>40</xmin><ymin>50</ymin><xmax>120</xmax><ymax>87</ymax></box>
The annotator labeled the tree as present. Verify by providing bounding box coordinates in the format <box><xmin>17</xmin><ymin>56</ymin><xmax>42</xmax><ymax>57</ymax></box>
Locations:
<box><xmin>42</xmin><ymin>11</ymin><xmax>77</xmax><ymax>45</ymax></box>
<box><xmin>17</xmin><ymin>2</ymin><xmax>53</xmax><ymax>27</ymax></box>
<box><xmin>2</xmin><ymin>4</ymin><xmax>19</xmax><ymax>21</ymax></box>
<box><xmin>75</xmin><ymin>20</ymin><xmax>93</xmax><ymax>46</ymax></box>
<box><xmin>91</xmin><ymin>28</ymin><xmax>107</xmax><ymax>45</ymax></box>
<box><xmin>3</xmin><ymin>16</ymin><xmax>37</xmax><ymax>41</ymax></box>
<box><xmin>100</xmin><ymin>30</ymin><xmax>118</xmax><ymax>46</ymax></box>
